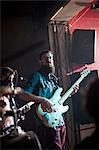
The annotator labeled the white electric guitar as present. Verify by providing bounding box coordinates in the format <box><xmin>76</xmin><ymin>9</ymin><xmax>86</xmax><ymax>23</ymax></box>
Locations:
<box><xmin>37</xmin><ymin>69</ymin><xmax>91</xmax><ymax>128</ymax></box>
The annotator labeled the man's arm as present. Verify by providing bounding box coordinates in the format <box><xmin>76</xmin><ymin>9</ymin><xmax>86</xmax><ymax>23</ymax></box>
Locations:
<box><xmin>0</xmin><ymin>86</ymin><xmax>54</xmax><ymax>112</ymax></box>
<box><xmin>15</xmin><ymin>87</ymin><xmax>54</xmax><ymax>112</ymax></box>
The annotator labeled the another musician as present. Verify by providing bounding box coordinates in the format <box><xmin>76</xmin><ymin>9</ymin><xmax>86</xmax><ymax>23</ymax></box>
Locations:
<box><xmin>24</xmin><ymin>50</ymin><xmax>68</xmax><ymax>150</ymax></box>
<box><xmin>0</xmin><ymin>67</ymin><xmax>54</xmax><ymax>149</ymax></box>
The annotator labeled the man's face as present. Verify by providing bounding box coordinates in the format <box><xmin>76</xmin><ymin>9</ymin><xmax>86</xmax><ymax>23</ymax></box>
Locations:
<box><xmin>39</xmin><ymin>52</ymin><xmax>55</xmax><ymax>74</ymax></box>
<box><xmin>40</xmin><ymin>52</ymin><xmax>54</xmax><ymax>67</ymax></box>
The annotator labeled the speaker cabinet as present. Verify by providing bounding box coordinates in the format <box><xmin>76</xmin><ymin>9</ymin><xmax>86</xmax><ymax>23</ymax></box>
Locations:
<box><xmin>71</xmin><ymin>29</ymin><xmax>95</xmax><ymax>64</ymax></box>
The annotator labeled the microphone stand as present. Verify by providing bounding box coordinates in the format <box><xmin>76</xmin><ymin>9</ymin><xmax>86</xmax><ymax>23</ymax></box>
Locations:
<box><xmin>10</xmin><ymin>74</ymin><xmax>19</xmax><ymax>135</ymax></box>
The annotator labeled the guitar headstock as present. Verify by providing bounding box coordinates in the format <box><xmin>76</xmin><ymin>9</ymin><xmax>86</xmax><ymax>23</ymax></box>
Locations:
<box><xmin>80</xmin><ymin>68</ymin><xmax>91</xmax><ymax>78</ymax></box>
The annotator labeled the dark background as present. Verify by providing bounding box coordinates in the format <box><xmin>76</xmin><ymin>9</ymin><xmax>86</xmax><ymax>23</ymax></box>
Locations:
<box><xmin>1</xmin><ymin>1</ymin><xmax>70</xmax><ymax>77</ymax></box>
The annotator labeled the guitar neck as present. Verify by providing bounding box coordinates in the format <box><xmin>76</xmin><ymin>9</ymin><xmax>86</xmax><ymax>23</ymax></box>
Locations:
<box><xmin>59</xmin><ymin>76</ymin><xmax>85</xmax><ymax>104</ymax></box>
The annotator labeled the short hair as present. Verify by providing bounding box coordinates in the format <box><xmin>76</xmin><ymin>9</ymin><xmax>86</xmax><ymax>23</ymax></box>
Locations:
<box><xmin>39</xmin><ymin>50</ymin><xmax>53</xmax><ymax>60</ymax></box>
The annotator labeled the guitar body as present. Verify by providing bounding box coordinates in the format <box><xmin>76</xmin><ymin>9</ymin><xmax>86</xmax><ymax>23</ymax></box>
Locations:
<box><xmin>37</xmin><ymin>87</ymin><xmax>69</xmax><ymax>128</ymax></box>
<box><xmin>37</xmin><ymin>69</ymin><xmax>90</xmax><ymax>128</ymax></box>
